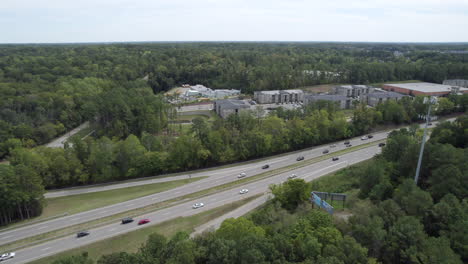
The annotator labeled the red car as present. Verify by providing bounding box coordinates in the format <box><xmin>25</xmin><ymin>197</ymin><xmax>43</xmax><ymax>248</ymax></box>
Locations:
<box><xmin>138</xmin><ymin>219</ymin><xmax>150</xmax><ymax>225</ymax></box>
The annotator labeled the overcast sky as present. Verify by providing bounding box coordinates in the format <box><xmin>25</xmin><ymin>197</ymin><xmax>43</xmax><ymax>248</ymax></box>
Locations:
<box><xmin>1</xmin><ymin>0</ymin><xmax>468</xmax><ymax>43</ymax></box>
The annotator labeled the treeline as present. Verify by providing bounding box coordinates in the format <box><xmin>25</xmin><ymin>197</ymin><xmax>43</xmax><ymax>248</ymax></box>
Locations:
<box><xmin>2</xmin><ymin>42</ymin><xmax>468</xmax><ymax>157</ymax></box>
<box><xmin>0</xmin><ymin>164</ymin><xmax>44</xmax><ymax>226</ymax></box>
<box><xmin>51</xmin><ymin>115</ymin><xmax>467</xmax><ymax>264</ymax></box>
<box><xmin>5</xmin><ymin>95</ymin><xmax>466</xmax><ymax>190</ymax></box>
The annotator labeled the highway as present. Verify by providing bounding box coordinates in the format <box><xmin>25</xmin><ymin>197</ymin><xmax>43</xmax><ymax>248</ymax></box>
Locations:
<box><xmin>11</xmin><ymin>145</ymin><xmax>380</xmax><ymax>264</ymax></box>
<box><xmin>43</xmin><ymin>117</ymin><xmax>454</xmax><ymax>198</ymax></box>
<box><xmin>2</xmin><ymin>117</ymin><xmax>454</xmax><ymax>249</ymax></box>
<box><xmin>0</xmin><ymin>131</ymin><xmax>388</xmax><ymax>247</ymax></box>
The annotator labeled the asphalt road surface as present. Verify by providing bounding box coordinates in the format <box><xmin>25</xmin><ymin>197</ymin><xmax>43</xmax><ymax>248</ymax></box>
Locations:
<box><xmin>11</xmin><ymin>145</ymin><xmax>380</xmax><ymax>264</ymax></box>
<box><xmin>1</xmin><ymin>118</ymin><xmax>453</xmax><ymax>247</ymax></box>
<box><xmin>45</xmin><ymin>122</ymin><xmax>90</xmax><ymax>148</ymax></box>
<box><xmin>0</xmin><ymin>132</ymin><xmax>387</xmax><ymax>246</ymax></box>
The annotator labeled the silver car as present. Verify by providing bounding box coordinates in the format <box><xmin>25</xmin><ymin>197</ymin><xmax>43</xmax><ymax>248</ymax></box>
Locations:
<box><xmin>192</xmin><ymin>203</ymin><xmax>205</xmax><ymax>209</ymax></box>
<box><xmin>237</xmin><ymin>172</ymin><xmax>246</xmax><ymax>178</ymax></box>
<box><xmin>239</xmin><ymin>189</ymin><xmax>249</xmax><ymax>194</ymax></box>
<box><xmin>0</xmin><ymin>252</ymin><xmax>15</xmax><ymax>261</ymax></box>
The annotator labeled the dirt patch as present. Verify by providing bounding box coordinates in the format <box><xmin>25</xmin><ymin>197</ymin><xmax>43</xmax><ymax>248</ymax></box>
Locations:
<box><xmin>333</xmin><ymin>210</ymin><xmax>353</xmax><ymax>221</ymax></box>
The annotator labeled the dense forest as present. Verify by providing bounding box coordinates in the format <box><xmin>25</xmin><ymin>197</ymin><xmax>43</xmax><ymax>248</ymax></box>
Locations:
<box><xmin>1</xmin><ymin>42</ymin><xmax>468</xmax><ymax>225</ymax></box>
<box><xmin>50</xmin><ymin>116</ymin><xmax>468</xmax><ymax>264</ymax></box>
<box><xmin>2</xmin><ymin>42</ymin><xmax>468</xmax><ymax>157</ymax></box>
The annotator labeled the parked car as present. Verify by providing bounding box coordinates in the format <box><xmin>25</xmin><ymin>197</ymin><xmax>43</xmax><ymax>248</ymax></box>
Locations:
<box><xmin>332</xmin><ymin>157</ymin><xmax>339</xmax><ymax>161</ymax></box>
<box><xmin>368</xmin><ymin>135</ymin><xmax>373</xmax><ymax>138</ymax></box>
<box><xmin>361</xmin><ymin>136</ymin><xmax>368</xmax><ymax>140</ymax></box>
<box><xmin>296</xmin><ymin>156</ymin><xmax>304</xmax><ymax>161</ymax></box>
<box><xmin>322</xmin><ymin>149</ymin><xmax>329</xmax><ymax>154</ymax></box>
<box><xmin>239</xmin><ymin>189</ymin><xmax>249</xmax><ymax>194</ymax></box>
<box><xmin>344</xmin><ymin>141</ymin><xmax>350</xmax><ymax>145</ymax></box>
<box><xmin>428</xmin><ymin>122</ymin><xmax>433</xmax><ymax>126</ymax></box>
<box><xmin>121</xmin><ymin>217</ymin><xmax>134</xmax><ymax>224</ymax></box>
<box><xmin>192</xmin><ymin>203</ymin><xmax>205</xmax><ymax>209</ymax></box>
<box><xmin>288</xmin><ymin>174</ymin><xmax>297</xmax><ymax>179</ymax></box>
<box><xmin>262</xmin><ymin>164</ymin><xmax>270</xmax><ymax>169</ymax></box>
<box><xmin>378</xmin><ymin>142</ymin><xmax>386</xmax><ymax>147</ymax></box>
<box><xmin>76</xmin><ymin>231</ymin><xmax>90</xmax><ymax>238</ymax></box>
<box><xmin>330</xmin><ymin>144</ymin><xmax>336</xmax><ymax>148</ymax></box>
<box><xmin>0</xmin><ymin>252</ymin><xmax>15</xmax><ymax>261</ymax></box>
<box><xmin>138</xmin><ymin>219</ymin><xmax>151</xmax><ymax>225</ymax></box>
<box><xmin>238</xmin><ymin>172</ymin><xmax>247</xmax><ymax>178</ymax></box>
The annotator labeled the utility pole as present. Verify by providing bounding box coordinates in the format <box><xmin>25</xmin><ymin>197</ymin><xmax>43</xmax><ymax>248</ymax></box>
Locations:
<box><xmin>414</xmin><ymin>96</ymin><xmax>437</xmax><ymax>185</ymax></box>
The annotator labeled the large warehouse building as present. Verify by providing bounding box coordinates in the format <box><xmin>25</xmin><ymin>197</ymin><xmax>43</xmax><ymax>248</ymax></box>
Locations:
<box><xmin>383</xmin><ymin>82</ymin><xmax>468</xmax><ymax>96</ymax></box>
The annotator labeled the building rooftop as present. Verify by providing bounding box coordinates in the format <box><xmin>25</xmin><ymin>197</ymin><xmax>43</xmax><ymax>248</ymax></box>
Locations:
<box><xmin>338</xmin><ymin>85</ymin><xmax>368</xmax><ymax>89</ymax></box>
<box><xmin>385</xmin><ymin>82</ymin><xmax>468</xmax><ymax>93</ymax></box>
<box><xmin>215</xmin><ymin>99</ymin><xmax>251</xmax><ymax>109</ymax></box>
<box><xmin>367</xmin><ymin>91</ymin><xmax>405</xmax><ymax>99</ymax></box>
<box><xmin>255</xmin><ymin>89</ymin><xmax>304</xmax><ymax>95</ymax></box>
<box><xmin>306</xmin><ymin>94</ymin><xmax>348</xmax><ymax>101</ymax></box>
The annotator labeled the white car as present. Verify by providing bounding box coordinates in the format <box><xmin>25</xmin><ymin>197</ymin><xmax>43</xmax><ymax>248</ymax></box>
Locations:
<box><xmin>0</xmin><ymin>252</ymin><xmax>15</xmax><ymax>261</ymax></box>
<box><xmin>361</xmin><ymin>136</ymin><xmax>368</xmax><ymax>140</ymax></box>
<box><xmin>239</xmin><ymin>189</ymin><xmax>249</xmax><ymax>194</ymax></box>
<box><xmin>330</xmin><ymin>144</ymin><xmax>336</xmax><ymax>148</ymax></box>
<box><xmin>238</xmin><ymin>172</ymin><xmax>247</xmax><ymax>178</ymax></box>
<box><xmin>288</xmin><ymin>174</ymin><xmax>297</xmax><ymax>179</ymax></box>
<box><xmin>192</xmin><ymin>203</ymin><xmax>204</xmax><ymax>209</ymax></box>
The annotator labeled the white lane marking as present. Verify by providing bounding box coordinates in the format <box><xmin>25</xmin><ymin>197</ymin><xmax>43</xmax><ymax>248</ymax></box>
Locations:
<box><xmin>41</xmin><ymin>247</ymin><xmax>52</xmax><ymax>251</ymax></box>
<box><xmin>125</xmin><ymin>203</ymin><xmax>135</xmax><ymax>207</ymax></box>
<box><xmin>100</xmin><ymin>210</ymin><xmax>108</xmax><ymax>214</ymax></box>
<box><xmin>162</xmin><ymin>212</ymin><xmax>170</xmax><ymax>216</ymax></box>
<box><xmin>152</xmin><ymin>197</ymin><xmax>159</xmax><ymax>200</ymax></box>
<box><xmin>175</xmin><ymin>191</ymin><xmax>181</xmax><ymax>194</ymax></box>
<box><xmin>109</xmin><ymin>228</ymin><xmax>116</xmax><ymax>232</ymax></box>
<box><xmin>70</xmin><ymin>217</ymin><xmax>81</xmax><ymax>221</ymax></box>
<box><xmin>38</xmin><ymin>225</ymin><xmax>49</xmax><ymax>230</ymax></box>
<box><xmin>0</xmin><ymin>235</ymin><xmax>12</xmax><ymax>239</ymax></box>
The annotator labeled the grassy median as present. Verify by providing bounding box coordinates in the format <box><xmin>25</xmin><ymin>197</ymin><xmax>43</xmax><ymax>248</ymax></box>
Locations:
<box><xmin>29</xmin><ymin>196</ymin><xmax>260</xmax><ymax>264</ymax></box>
<box><xmin>42</xmin><ymin>177</ymin><xmax>207</xmax><ymax>219</ymax></box>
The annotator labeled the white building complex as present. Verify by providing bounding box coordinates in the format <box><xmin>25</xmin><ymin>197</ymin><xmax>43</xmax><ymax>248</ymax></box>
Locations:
<box><xmin>253</xmin><ymin>89</ymin><xmax>304</xmax><ymax>104</ymax></box>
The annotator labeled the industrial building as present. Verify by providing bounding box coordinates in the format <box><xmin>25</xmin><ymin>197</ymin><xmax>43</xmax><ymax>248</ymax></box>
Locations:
<box><xmin>383</xmin><ymin>82</ymin><xmax>468</xmax><ymax>96</ymax></box>
<box><xmin>333</xmin><ymin>85</ymin><xmax>375</xmax><ymax>98</ymax></box>
<box><xmin>254</xmin><ymin>90</ymin><xmax>304</xmax><ymax>104</ymax></box>
<box><xmin>214</xmin><ymin>99</ymin><xmax>252</xmax><ymax>118</ymax></box>
<box><xmin>304</xmin><ymin>94</ymin><xmax>351</xmax><ymax>109</ymax></box>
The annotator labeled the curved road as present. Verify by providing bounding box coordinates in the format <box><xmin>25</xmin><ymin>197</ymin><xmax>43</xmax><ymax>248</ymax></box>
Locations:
<box><xmin>12</xmin><ymin>145</ymin><xmax>380</xmax><ymax>264</ymax></box>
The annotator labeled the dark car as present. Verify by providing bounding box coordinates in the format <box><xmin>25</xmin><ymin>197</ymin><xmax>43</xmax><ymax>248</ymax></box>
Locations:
<box><xmin>262</xmin><ymin>164</ymin><xmax>270</xmax><ymax>169</ymax></box>
<box><xmin>344</xmin><ymin>141</ymin><xmax>350</xmax><ymax>145</ymax></box>
<box><xmin>322</xmin><ymin>149</ymin><xmax>329</xmax><ymax>154</ymax></box>
<box><xmin>76</xmin><ymin>231</ymin><xmax>90</xmax><ymax>238</ymax></box>
<box><xmin>296</xmin><ymin>156</ymin><xmax>304</xmax><ymax>161</ymax></box>
<box><xmin>346</xmin><ymin>144</ymin><xmax>352</xmax><ymax>147</ymax></box>
<box><xmin>138</xmin><ymin>219</ymin><xmax>150</xmax><ymax>225</ymax></box>
<box><xmin>332</xmin><ymin>157</ymin><xmax>339</xmax><ymax>161</ymax></box>
<box><xmin>121</xmin><ymin>217</ymin><xmax>134</xmax><ymax>224</ymax></box>
<box><xmin>368</xmin><ymin>135</ymin><xmax>374</xmax><ymax>139</ymax></box>
<box><xmin>378</xmin><ymin>142</ymin><xmax>386</xmax><ymax>147</ymax></box>
<box><xmin>428</xmin><ymin>122</ymin><xmax>433</xmax><ymax>126</ymax></box>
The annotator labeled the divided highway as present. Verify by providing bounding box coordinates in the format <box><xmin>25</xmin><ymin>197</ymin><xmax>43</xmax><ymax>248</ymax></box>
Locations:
<box><xmin>1</xmin><ymin>117</ymin><xmax>454</xmax><ymax>263</ymax></box>
<box><xmin>0</xmin><ymin>132</ymin><xmax>387</xmax><ymax>247</ymax></box>
<box><xmin>12</xmin><ymin>145</ymin><xmax>380</xmax><ymax>264</ymax></box>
